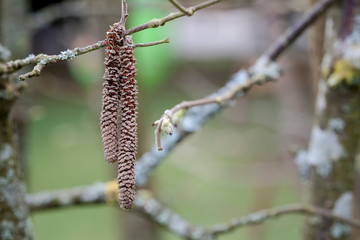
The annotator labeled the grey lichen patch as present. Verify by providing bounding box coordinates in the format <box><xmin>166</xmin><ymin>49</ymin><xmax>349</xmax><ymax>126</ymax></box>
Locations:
<box><xmin>0</xmin><ymin>168</ymin><xmax>15</xmax><ymax>187</ymax></box>
<box><xmin>22</xmin><ymin>54</ymin><xmax>35</xmax><ymax>64</ymax></box>
<box><xmin>80</xmin><ymin>182</ymin><xmax>104</xmax><ymax>202</ymax></box>
<box><xmin>329</xmin><ymin>118</ymin><xmax>345</xmax><ymax>132</ymax></box>
<box><xmin>250</xmin><ymin>56</ymin><xmax>280</xmax><ymax>82</ymax></box>
<box><xmin>295</xmin><ymin>122</ymin><xmax>345</xmax><ymax>178</ymax></box>
<box><xmin>1</xmin><ymin>220</ymin><xmax>15</xmax><ymax>240</ymax></box>
<box><xmin>315</xmin><ymin>80</ymin><xmax>327</xmax><ymax>114</ymax></box>
<box><xmin>308</xmin><ymin>126</ymin><xmax>344</xmax><ymax>176</ymax></box>
<box><xmin>0</xmin><ymin>44</ymin><xmax>11</xmax><ymax>61</ymax></box>
<box><xmin>0</xmin><ymin>144</ymin><xmax>12</xmax><ymax>162</ymax></box>
<box><xmin>57</xmin><ymin>49</ymin><xmax>76</xmax><ymax>61</ymax></box>
<box><xmin>331</xmin><ymin>192</ymin><xmax>353</xmax><ymax>239</ymax></box>
<box><xmin>295</xmin><ymin>150</ymin><xmax>310</xmax><ymax>181</ymax></box>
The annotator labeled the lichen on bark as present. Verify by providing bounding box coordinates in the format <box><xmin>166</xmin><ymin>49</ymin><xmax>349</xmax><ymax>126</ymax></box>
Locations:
<box><xmin>0</xmin><ymin>73</ymin><xmax>33</xmax><ymax>239</ymax></box>
<box><xmin>302</xmin><ymin>3</ymin><xmax>360</xmax><ymax>240</ymax></box>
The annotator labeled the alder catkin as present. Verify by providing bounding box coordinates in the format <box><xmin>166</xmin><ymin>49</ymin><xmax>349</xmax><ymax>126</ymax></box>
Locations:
<box><xmin>117</xmin><ymin>35</ymin><xmax>137</xmax><ymax>209</ymax></box>
<box><xmin>100</xmin><ymin>22</ymin><xmax>124</xmax><ymax>163</ymax></box>
<box><xmin>101</xmin><ymin>18</ymin><xmax>137</xmax><ymax>209</ymax></box>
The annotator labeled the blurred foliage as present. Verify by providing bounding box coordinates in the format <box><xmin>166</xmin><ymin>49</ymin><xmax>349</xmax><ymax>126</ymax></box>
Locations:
<box><xmin>129</xmin><ymin>0</ymin><xmax>175</xmax><ymax>92</ymax></box>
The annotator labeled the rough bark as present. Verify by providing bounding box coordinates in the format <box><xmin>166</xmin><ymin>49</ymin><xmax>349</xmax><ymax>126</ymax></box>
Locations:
<box><xmin>299</xmin><ymin>1</ymin><xmax>360</xmax><ymax>239</ymax></box>
<box><xmin>0</xmin><ymin>0</ymin><xmax>33</xmax><ymax>239</ymax></box>
<box><xmin>0</xmin><ymin>75</ymin><xmax>33</xmax><ymax>240</ymax></box>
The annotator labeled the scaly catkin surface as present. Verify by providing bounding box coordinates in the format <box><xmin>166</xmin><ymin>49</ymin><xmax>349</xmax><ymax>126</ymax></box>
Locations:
<box><xmin>117</xmin><ymin>35</ymin><xmax>137</xmax><ymax>210</ymax></box>
<box><xmin>101</xmin><ymin>22</ymin><xmax>124</xmax><ymax>163</ymax></box>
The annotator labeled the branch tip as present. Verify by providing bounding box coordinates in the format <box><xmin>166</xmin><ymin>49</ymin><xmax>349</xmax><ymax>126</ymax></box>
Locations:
<box><xmin>134</xmin><ymin>37</ymin><xmax>170</xmax><ymax>48</ymax></box>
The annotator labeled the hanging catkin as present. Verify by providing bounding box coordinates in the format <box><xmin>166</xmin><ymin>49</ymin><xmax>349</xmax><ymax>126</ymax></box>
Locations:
<box><xmin>101</xmin><ymin>0</ymin><xmax>137</xmax><ymax>209</ymax></box>
<box><xmin>117</xmin><ymin>35</ymin><xmax>137</xmax><ymax>209</ymax></box>
<box><xmin>101</xmin><ymin>22</ymin><xmax>124</xmax><ymax>163</ymax></box>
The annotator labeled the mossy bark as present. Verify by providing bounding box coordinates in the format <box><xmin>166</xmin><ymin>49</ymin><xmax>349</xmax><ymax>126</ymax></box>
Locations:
<box><xmin>303</xmin><ymin>2</ymin><xmax>360</xmax><ymax>240</ymax></box>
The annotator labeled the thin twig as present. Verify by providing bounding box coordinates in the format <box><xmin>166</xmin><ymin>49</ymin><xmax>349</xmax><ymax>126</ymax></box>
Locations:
<box><xmin>18</xmin><ymin>63</ymin><xmax>45</xmax><ymax>80</ymax></box>
<box><xmin>168</xmin><ymin>0</ymin><xmax>194</xmax><ymax>16</ymax></box>
<box><xmin>26</xmin><ymin>184</ymin><xmax>360</xmax><ymax>239</ymax></box>
<box><xmin>124</xmin><ymin>0</ymin><xmax>225</xmax><ymax>35</ymax></box>
<box><xmin>155</xmin><ymin>118</ymin><xmax>164</xmax><ymax>151</ymax></box>
<box><xmin>134</xmin><ymin>37</ymin><xmax>170</xmax><ymax>48</ymax></box>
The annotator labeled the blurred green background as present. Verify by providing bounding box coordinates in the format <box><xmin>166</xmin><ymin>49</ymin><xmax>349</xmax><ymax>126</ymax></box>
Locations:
<box><xmin>22</xmin><ymin>0</ymin><xmax>315</xmax><ymax>239</ymax></box>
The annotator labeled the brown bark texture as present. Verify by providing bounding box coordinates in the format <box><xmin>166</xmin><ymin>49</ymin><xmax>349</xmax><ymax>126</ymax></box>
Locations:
<box><xmin>0</xmin><ymin>76</ymin><xmax>33</xmax><ymax>240</ymax></box>
<box><xmin>300</xmin><ymin>1</ymin><xmax>360</xmax><ymax>239</ymax></box>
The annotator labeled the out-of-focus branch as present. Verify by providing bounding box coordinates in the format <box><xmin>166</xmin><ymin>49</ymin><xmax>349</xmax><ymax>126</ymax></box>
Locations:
<box><xmin>264</xmin><ymin>0</ymin><xmax>339</xmax><ymax>61</ymax></box>
<box><xmin>28</xmin><ymin>1</ymin><xmax>90</xmax><ymax>30</ymax></box>
<box><xmin>0</xmin><ymin>0</ymin><xmax>224</xmax><ymax>80</ymax></box>
<box><xmin>210</xmin><ymin>204</ymin><xmax>360</xmax><ymax>236</ymax></box>
<box><xmin>26</xmin><ymin>183</ymin><xmax>360</xmax><ymax>239</ymax></box>
<box><xmin>152</xmin><ymin>0</ymin><xmax>338</xmax><ymax>151</ymax></box>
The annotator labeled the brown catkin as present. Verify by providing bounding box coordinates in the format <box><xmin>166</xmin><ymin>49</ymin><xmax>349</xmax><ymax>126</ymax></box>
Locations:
<box><xmin>100</xmin><ymin>22</ymin><xmax>124</xmax><ymax>163</ymax></box>
<box><xmin>117</xmin><ymin>35</ymin><xmax>137</xmax><ymax>209</ymax></box>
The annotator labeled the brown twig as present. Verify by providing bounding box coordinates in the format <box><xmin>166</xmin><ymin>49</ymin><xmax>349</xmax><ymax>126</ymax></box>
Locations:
<box><xmin>152</xmin><ymin>0</ymin><xmax>338</xmax><ymax>150</ymax></box>
<box><xmin>26</xmin><ymin>183</ymin><xmax>360</xmax><ymax>239</ymax></box>
<box><xmin>168</xmin><ymin>0</ymin><xmax>194</xmax><ymax>16</ymax></box>
<box><xmin>210</xmin><ymin>204</ymin><xmax>360</xmax><ymax>236</ymax></box>
<box><xmin>134</xmin><ymin>37</ymin><xmax>170</xmax><ymax>48</ymax></box>
<box><xmin>124</xmin><ymin>0</ymin><xmax>225</xmax><ymax>35</ymax></box>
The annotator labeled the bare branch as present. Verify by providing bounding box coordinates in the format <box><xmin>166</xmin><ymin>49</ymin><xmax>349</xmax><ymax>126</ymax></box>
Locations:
<box><xmin>2</xmin><ymin>40</ymin><xmax>106</xmax><ymax>79</ymax></box>
<box><xmin>134</xmin><ymin>37</ymin><xmax>170</xmax><ymax>48</ymax></box>
<box><xmin>210</xmin><ymin>204</ymin><xmax>360</xmax><ymax>236</ymax></box>
<box><xmin>26</xmin><ymin>184</ymin><xmax>360</xmax><ymax>239</ymax></box>
<box><xmin>0</xmin><ymin>0</ymin><xmax>223</xmax><ymax>79</ymax></box>
<box><xmin>168</xmin><ymin>0</ymin><xmax>194</xmax><ymax>16</ymax></box>
<box><xmin>0</xmin><ymin>0</ymin><xmax>335</xmax><ymax>80</ymax></box>
<box><xmin>29</xmin><ymin>1</ymin><xmax>89</xmax><ymax>30</ymax></box>
<box><xmin>153</xmin><ymin>57</ymin><xmax>280</xmax><ymax>150</ymax></box>
<box><xmin>264</xmin><ymin>0</ymin><xmax>339</xmax><ymax>61</ymax></box>
<box><xmin>152</xmin><ymin>0</ymin><xmax>338</xmax><ymax>150</ymax></box>
<box><xmin>18</xmin><ymin>63</ymin><xmax>45</xmax><ymax>80</ymax></box>
<box><xmin>125</xmin><ymin>0</ymin><xmax>225</xmax><ymax>36</ymax></box>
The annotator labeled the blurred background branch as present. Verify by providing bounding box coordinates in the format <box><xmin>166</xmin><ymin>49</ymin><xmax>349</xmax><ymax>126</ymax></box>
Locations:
<box><xmin>26</xmin><ymin>183</ymin><xmax>360</xmax><ymax>239</ymax></box>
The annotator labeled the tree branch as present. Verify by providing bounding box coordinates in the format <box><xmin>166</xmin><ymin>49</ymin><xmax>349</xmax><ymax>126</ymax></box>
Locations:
<box><xmin>26</xmin><ymin>183</ymin><xmax>360</xmax><ymax>239</ymax></box>
<box><xmin>152</xmin><ymin>0</ymin><xmax>338</xmax><ymax>150</ymax></box>
<box><xmin>125</xmin><ymin>0</ymin><xmax>225</xmax><ymax>36</ymax></box>
<box><xmin>133</xmin><ymin>37</ymin><xmax>170</xmax><ymax>48</ymax></box>
<box><xmin>264</xmin><ymin>0</ymin><xmax>339</xmax><ymax>61</ymax></box>
<box><xmin>0</xmin><ymin>0</ymin><xmax>224</xmax><ymax>79</ymax></box>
